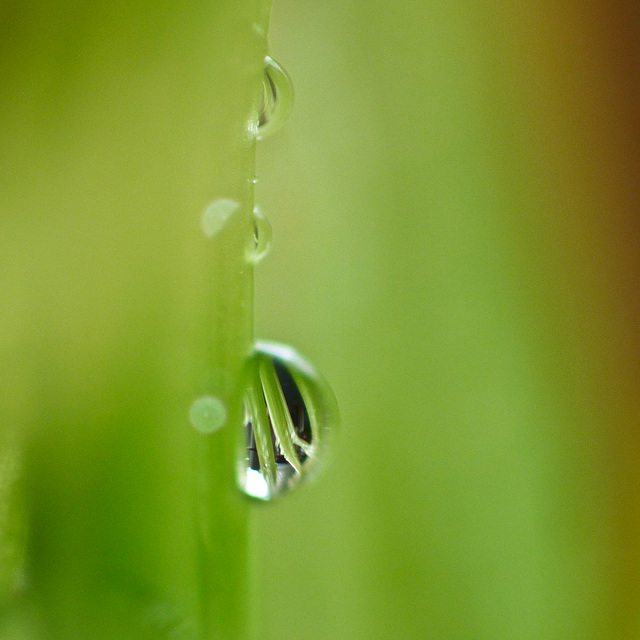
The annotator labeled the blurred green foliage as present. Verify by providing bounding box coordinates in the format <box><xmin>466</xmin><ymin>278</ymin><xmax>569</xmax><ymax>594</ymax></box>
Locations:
<box><xmin>1</xmin><ymin>1</ymin><xmax>639</xmax><ymax>639</ymax></box>
<box><xmin>253</xmin><ymin>2</ymin><xmax>640</xmax><ymax>639</ymax></box>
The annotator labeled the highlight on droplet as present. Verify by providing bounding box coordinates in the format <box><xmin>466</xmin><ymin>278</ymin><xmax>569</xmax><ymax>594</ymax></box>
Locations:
<box><xmin>237</xmin><ymin>340</ymin><xmax>339</xmax><ymax>501</ymax></box>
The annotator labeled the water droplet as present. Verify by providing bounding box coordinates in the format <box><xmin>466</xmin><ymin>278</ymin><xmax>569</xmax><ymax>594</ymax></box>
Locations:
<box><xmin>257</xmin><ymin>56</ymin><xmax>294</xmax><ymax>140</ymax></box>
<box><xmin>246</xmin><ymin>206</ymin><xmax>272</xmax><ymax>264</ymax></box>
<box><xmin>201</xmin><ymin>199</ymin><xmax>240</xmax><ymax>238</ymax></box>
<box><xmin>189</xmin><ymin>396</ymin><xmax>227</xmax><ymax>434</ymax></box>
<box><xmin>237</xmin><ymin>341</ymin><xmax>338</xmax><ymax>501</ymax></box>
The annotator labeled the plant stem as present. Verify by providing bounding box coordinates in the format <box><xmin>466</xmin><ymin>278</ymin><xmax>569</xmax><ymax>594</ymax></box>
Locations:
<box><xmin>0</xmin><ymin>1</ymin><xmax>272</xmax><ymax>638</ymax></box>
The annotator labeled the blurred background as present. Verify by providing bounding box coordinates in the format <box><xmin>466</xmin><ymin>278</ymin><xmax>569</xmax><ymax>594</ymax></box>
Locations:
<box><xmin>253</xmin><ymin>1</ymin><xmax>640</xmax><ymax>639</ymax></box>
<box><xmin>1</xmin><ymin>1</ymin><xmax>638</xmax><ymax>639</ymax></box>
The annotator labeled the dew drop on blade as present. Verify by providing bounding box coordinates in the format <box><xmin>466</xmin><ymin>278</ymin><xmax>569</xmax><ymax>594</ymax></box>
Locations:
<box><xmin>237</xmin><ymin>341</ymin><xmax>338</xmax><ymax>501</ymax></box>
<box><xmin>257</xmin><ymin>56</ymin><xmax>294</xmax><ymax>140</ymax></box>
<box><xmin>246</xmin><ymin>206</ymin><xmax>272</xmax><ymax>264</ymax></box>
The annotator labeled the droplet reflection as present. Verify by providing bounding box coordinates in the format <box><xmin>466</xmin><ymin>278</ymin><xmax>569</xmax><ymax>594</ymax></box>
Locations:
<box><xmin>237</xmin><ymin>341</ymin><xmax>338</xmax><ymax>501</ymax></box>
<box><xmin>257</xmin><ymin>57</ymin><xmax>294</xmax><ymax>140</ymax></box>
<box><xmin>246</xmin><ymin>206</ymin><xmax>272</xmax><ymax>264</ymax></box>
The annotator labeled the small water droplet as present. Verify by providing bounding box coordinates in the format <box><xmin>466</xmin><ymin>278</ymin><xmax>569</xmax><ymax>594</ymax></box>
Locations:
<box><xmin>201</xmin><ymin>199</ymin><xmax>240</xmax><ymax>238</ymax></box>
<box><xmin>257</xmin><ymin>56</ymin><xmax>294</xmax><ymax>140</ymax></box>
<box><xmin>246</xmin><ymin>206</ymin><xmax>272</xmax><ymax>264</ymax></box>
<box><xmin>189</xmin><ymin>396</ymin><xmax>227</xmax><ymax>434</ymax></box>
<box><xmin>237</xmin><ymin>341</ymin><xmax>338</xmax><ymax>501</ymax></box>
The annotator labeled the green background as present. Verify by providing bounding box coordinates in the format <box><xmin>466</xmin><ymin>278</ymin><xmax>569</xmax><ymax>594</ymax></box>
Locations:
<box><xmin>254</xmin><ymin>2</ymin><xmax>640</xmax><ymax>639</ymax></box>
<box><xmin>1</xmin><ymin>1</ymin><xmax>639</xmax><ymax>639</ymax></box>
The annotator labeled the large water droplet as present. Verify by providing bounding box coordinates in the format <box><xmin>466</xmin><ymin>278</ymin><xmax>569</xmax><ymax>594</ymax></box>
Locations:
<box><xmin>237</xmin><ymin>341</ymin><xmax>338</xmax><ymax>501</ymax></box>
<box><xmin>246</xmin><ymin>206</ymin><xmax>272</xmax><ymax>264</ymax></box>
<box><xmin>257</xmin><ymin>57</ymin><xmax>294</xmax><ymax>140</ymax></box>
